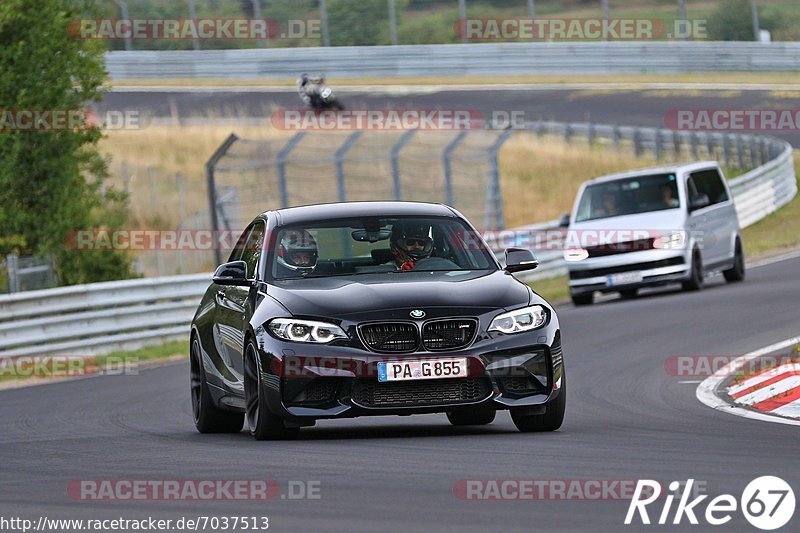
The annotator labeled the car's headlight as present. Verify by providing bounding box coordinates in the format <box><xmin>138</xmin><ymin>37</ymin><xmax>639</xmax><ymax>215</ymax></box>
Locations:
<box><xmin>564</xmin><ymin>248</ymin><xmax>589</xmax><ymax>262</ymax></box>
<box><xmin>489</xmin><ymin>305</ymin><xmax>547</xmax><ymax>334</ymax></box>
<box><xmin>268</xmin><ymin>318</ymin><xmax>347</xmax><ymax>343</ymax></box>
<box><xmin>653</xmin><ymin>231</ymin><xmax>686</xmax><ymax>250</ymax></box>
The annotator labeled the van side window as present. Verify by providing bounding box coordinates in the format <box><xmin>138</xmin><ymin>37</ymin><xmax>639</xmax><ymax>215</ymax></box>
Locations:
<box><xmin>690</xmin><ymin>169</ymin><xmax>729</xmax><ymax>206</ymax></box>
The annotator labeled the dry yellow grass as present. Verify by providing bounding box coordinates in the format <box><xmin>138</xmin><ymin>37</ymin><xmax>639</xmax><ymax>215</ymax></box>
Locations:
<box><xmin>499</xmin><ymin>133</ymin><xmax>665</xmax><ymax>228</ymax></box>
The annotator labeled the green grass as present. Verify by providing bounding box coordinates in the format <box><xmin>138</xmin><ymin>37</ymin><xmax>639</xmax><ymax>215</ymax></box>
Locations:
<box><xmin>741</xmin><ymin>154</ymin><xmax>800</xmax><ymax>256</ymax></box>
<box><xmin>0</xmin><ymin>340</ymin><xmax>187</xmax><ymax>385</ymax></box>
<box><xmin>527</xmin><ymin>274</ymin><xmax>571</xmax><ymax>306</ymax></box>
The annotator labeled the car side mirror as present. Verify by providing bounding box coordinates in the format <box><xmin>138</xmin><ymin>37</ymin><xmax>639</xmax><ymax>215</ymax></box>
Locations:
<box><xmin>689</xmin><ymin>194</ymin><xmax>710</xmax><ymax>212</ymax></box>
<box><xmin>505</xmin><ymin>248</ymin><xmax>539</xmax><ymax>273</ymax></box>
<box><xmin>213</xmin><ymin>260</ymin><xmax>251</xmax><ymax>286</ymax></box>
<box><xmin>558</xmin><ymin>213</ymin><xmax>571</xmax><ymax>228</ymax></box>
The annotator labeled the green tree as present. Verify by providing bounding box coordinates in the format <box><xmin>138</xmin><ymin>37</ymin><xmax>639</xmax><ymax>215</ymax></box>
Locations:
<box><xmin>707</xmin><ymin>0</ymin><xmax>757</xmax><ymax>41</ymax></box>
<box><xmin>328</xmin><ymin>0</ymin><xmax>389</xmax><ymax>46</ymax></box>
<box><xmin>0</xmin><ymin>0</ymin><xmax>134</xmax><ymax>284</ymax></box>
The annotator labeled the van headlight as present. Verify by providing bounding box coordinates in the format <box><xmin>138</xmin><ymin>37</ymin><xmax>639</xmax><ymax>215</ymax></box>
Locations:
<box><xmin>489</xmin><ymin>305</ymin><xmax>547</xmax><ymax>334</ymax></box>
<box><xmin>653</xmin><ymin>231</ymin><xmax>686</xmax><ymax>250</ymax></box>
<box><xmin>268</xmin><ymin>318</ymin><xmax>347</xmax><ymax>343</ymax></box>
<box><xmin>564</xmin><ymin>248</ymin><xmax>589</xmax><ymax>261</ymax></box>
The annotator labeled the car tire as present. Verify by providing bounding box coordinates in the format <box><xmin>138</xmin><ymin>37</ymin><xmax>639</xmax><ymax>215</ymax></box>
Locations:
<box><xmin>190</xmin><ymin>337</ymin><xmax>244</xmax><ymax>434</ymax></box>
<box><xmin>681</xmin><ymin>249</ymin><xmax>704</xmax><ymax>291</ymax></box>
<box><xmin>570</xmin><ymin>292</ymin><xmax>594</xmax><ymax>306</ymax></box>
<box><xmin>511</xmin><ymin>370</ymin><xmax>566</xmax><ymax>432</ymax></box>
<box><xmin>446</xmin><ymin>409</ymin><xmax>496</xmax><ymax>426</ymax></box>
<box><xmin>723</xmin><ymin>240</ymin><xmax>745</xmax><ymax>283</ymax></box>
<box><xmin>244</xmin><ymin>340</ymin><xmax>299</xmax><ymax>441</ymax></box>
<box><xmin>619</xmin><ymin>289</ymin><xmax>638</xmax><ymax>299</ymax></box>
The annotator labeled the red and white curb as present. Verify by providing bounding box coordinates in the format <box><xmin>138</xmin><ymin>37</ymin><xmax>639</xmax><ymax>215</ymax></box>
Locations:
<box><xmin>696</xmin><ymin>336</ymin><xmax>800</xmax><ymax>426</ymax></box>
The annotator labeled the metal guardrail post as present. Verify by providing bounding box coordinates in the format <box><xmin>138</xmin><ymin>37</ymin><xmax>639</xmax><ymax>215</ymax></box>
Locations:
<box><xmin>319</xmin><ymin>0</ymin><xmax>331</xmax><ymax>46</ymax></box>
<box><xmin>737</xmin><ymin>135</ymin><xmax>746</xmax><ymax>169</ymax></box>
<box><xmin>6</xmin><ymin>254</ymin><xmax>18</xmax><ymax>293</ymax></box>
<box><xmin>443</xmin><ymin>131</ymin><xmax>468</xmax><ymax>206</ymax></box>
<box><xmin>706</xmin><ymin>133</ymin><xmax>715</xmax><ymax>159</ymax></box>
<box><xmin>486</xmin><ymin>129</ymin><xmax>514</xmax><ymax>230</ymax></box>
<box><xmin>613</xmin><ymin>125</ymin><xmax>621</xmax><ymax>151</ymax></box>
<box><xmin>690</xmin><ymin>133</ymin><xmax>699</xmax><ymax>159</ymax></box>
<box><xmin>655</xmin><ymin>129</ymin><xmax>662</xmax><ymax>161</ymax></box>
<box><xmin>673</xmin><ymin>131</ymin><xmax>681</xmax><ymax>157</ymax></box>
<box><xmin>564</xmin><ymin>123</ymin><xmax>572</xmax><ymax>144</ymax></box>
<box><xmin>335</xmin><ymin>131</ymin><xmax>363</xmax><ymax>202</ymax></box>
<box><xmin>633</xmin><ymin>128</ymin><xmax>642</xmax><ymax>157</ymax></box>
<box><xmin>390</xmin><ymin>130</ymin><xmax>416</xmax><ymax>200</ymax></box>
<box><xmin>205</xmin><ymin>133</ymin><xmax>239</xmax><ymax>267</ymax></box>
<box><xmin>723</xmin><ymin>135</ymin><xmax>732</xmax><ymax>168</ymax></box>
<box><xmin>587</xmin><ymin>122</ymin><xmax>595</xmax><ymax>146</ymax></box>
<box><xmin>277</xmin><ymin>132</ymin><xmax>307</xmax><ymax>210</ymax></box>
<box><xmin>750</xmin><ymin>136</ymin><xmax>759</xmax><ymax>166</ymax></box>
<box><xmin>112</xmin><ymin>0</ymin><xmax>133</xmax><ymax>51</ymax></box>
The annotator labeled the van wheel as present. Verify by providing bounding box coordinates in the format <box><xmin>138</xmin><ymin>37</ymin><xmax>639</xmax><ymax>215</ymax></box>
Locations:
<box><xmin>723</xmin><ymin>240</ymin><xmax>745</xmax><ymax>283</ymax></box>
<box><xmin>571</xmin><ymin>292</ymin><xmax>593</xmax><ymax>306</ymax></box>
<box><xmin>682</xmin><ymin>249</ymin><xmax>704</xmax><ymax>291</ymax></box>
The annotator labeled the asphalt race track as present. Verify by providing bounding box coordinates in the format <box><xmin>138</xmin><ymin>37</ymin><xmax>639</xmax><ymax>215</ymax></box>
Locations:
<box><xmin>2</xmin><ymin>255</ymin><xmax>798</xmax><ymax>532</ymax></box>
<box><xmin>102</xmin><ymin>87</ymin><xmax>800</xmax><ymax>146</ymax></box>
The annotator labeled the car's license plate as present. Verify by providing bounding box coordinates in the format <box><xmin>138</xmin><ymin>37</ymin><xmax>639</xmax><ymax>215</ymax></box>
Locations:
<box><xmin>378</xmin><ymin>358</ymin><xmax>467</xmax><ymax>382</ymax></box>
<box><xmin>607</xmin><ymin>271</ymin><xmax>643</xmax><ymax>286</ymax></box>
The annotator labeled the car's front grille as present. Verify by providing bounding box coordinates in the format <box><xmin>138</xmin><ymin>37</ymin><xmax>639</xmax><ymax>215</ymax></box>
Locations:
<box><xmin>586</xmin><ymin>238</ymin><xmax>654</xmax><ymax>257</ymax></box>
<box><xmin>422</xmin><ymin>319</ymin><xmax>478</xmax><ymax>351</ymax></box>
<box><xmin>359</xmin><ymin>322</ymin><xmax>418</xmax><ymax>353</ymax></box>
<box><xmin>352</xmin><ymin>378</ymin><xmax>492</xmax><ymax>408</ymax></box>
<box><xmin>569</xmin><ymin>257</ymin><xmax>685</xmax><ymax>280</ymax></box>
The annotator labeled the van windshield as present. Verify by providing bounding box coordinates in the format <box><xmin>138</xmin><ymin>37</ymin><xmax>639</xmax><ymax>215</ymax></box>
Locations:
<box><xmin>575</xmin><ymin>173</ymin><xmax>680</xmax><ymax>222</ymax></box>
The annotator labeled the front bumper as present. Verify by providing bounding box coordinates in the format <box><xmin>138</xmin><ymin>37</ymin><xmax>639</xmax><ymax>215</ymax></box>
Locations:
<box><xmin>252</xmin><ymin>324</ymin><xmax>564</xmax><ymax>422</ymax></box>
<box><xmin>567</xmin><ymin>249</ymin><xmax>690</xmax><ymax>295</ymax></box>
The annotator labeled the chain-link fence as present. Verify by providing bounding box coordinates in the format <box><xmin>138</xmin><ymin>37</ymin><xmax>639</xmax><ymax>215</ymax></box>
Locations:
<box><xmin>207</xmin><ymin>129</ymin><xmax>510</xmax><ymax>264</ymax></box>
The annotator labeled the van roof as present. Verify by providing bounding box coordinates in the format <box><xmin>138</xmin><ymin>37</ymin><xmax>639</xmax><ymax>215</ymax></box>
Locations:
<box><xmin>585</xmin><ymin>161</ymin><xmax>720</xmax><ymax>185</ymax></box>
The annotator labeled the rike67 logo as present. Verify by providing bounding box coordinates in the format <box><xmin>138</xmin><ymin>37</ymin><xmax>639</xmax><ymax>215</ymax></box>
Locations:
<box><xmin>625</xmin><ymin>477</ymin><xmax>795</xmax><ymax>530</ymax></box>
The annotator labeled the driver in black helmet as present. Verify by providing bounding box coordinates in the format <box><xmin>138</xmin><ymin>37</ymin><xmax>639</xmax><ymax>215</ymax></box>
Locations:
<box><xmin>390</xmin><ymin>223</ymin><xmax>433</xmax><ymax>271</ymax></box>
<box><xmin>277</xmin><ymin>229</ymin><xmax>318</xmax><ymax>277</ymax></box>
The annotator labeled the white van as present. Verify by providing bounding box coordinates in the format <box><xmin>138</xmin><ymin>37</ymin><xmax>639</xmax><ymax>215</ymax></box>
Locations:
<box><xmin>562</xmin><ymin>162</ymin><xmax>745</xmax><ymax>306</ymax></box>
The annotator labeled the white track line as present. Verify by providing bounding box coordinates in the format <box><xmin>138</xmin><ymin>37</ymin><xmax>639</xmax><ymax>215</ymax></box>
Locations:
<box><xmin>696</xmin><ymin>336</ymin><xmax>800</xmax><ymax>426</ymax></box>
<box><xmin>728</xmin><ymin>363</ymin><xmax>800</xmax><ymax>396</ymax></box>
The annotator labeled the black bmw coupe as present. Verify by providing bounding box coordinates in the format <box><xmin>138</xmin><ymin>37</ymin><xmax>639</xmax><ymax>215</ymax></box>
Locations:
<box><xmin>190</xmin><ymin>201</ymin><xmax>565</xmax><ymax>439</ymax></box>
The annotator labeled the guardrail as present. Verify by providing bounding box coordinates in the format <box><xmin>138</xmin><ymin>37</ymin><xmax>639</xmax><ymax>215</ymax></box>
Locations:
<box><xmin>0</xmin><ymin>122</ymin><xmax>794</xmax><ymax>358</ymax></box>
<box><xmin>105</xmin><ymin>42</ymin><xmax>800</xmax><ymax>79</ymax></box>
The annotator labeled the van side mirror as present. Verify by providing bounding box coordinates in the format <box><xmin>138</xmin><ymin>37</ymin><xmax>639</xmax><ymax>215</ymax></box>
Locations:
<box><xmin>558</xmin><ymin>214</ymin><xmax>571</xmax><ymax>228</ymax></box>
<box><xmin>505</xmin><ymin>248</ymin><xmax>539</xmax><ymax>273</ymax></box>
<box><xmin>689</xmin><ymin>194</ymin><xmax>710</xmax><ymax>212</ymax></box>
<box><xmin>213</xmin><ymin>260</ymin><xmax>251</xmax><ymax>286</ymax></box>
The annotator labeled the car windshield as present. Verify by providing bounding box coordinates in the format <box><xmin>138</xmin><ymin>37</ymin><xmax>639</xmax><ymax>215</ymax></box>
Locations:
<box><xmin>270</xmin><ymin>216</ymin><xmax>496</xmax><ymax>279</ymax></box>
<box><xmin>574</xmin><ymin>173</ymin><xmax>680</xmax><ymax>222</ymax></box>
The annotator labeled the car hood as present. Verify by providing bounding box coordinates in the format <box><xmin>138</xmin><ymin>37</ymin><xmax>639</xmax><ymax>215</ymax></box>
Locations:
<box><xmin>266</xmin><ymin>270</ymin><xmax>531</xmax><ymax>318</ymax></box>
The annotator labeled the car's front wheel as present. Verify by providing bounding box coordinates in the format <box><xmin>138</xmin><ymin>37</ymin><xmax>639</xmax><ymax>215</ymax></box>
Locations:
<box><xmin>244</xmin><ymin>340</ymin><xmax>298</xmax><ymax>441</ymax></box>
<box><xmin>723</xmin><ymin>239</ymin><xmax>745</xmax><ymax>283</ymax></box>
<box><xmin>446</xmin><ymin>408</ymin><xmax>496</xmax><ymax>426</ymax></box>
<box><xmin>511</xmin><ymin>370</ymin><xmax>566</xmax><ymax>432</ymax></box>
<box><xmin>190</xmin><ymin>337</ymin><xmax>244</xmax><ymax>434</ymax></box>
<box><xmin>682</xmin><ymin>249</ymin><xmax>704</xmax><ymax>291</ymax></box>
<box><xmin>570</xmin><ymin>292</ymin><xmax>594</xmax><ymax>306</ymax></box>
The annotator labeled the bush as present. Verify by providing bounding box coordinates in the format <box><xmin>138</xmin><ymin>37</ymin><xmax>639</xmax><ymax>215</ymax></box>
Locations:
<box><xmin>707</xmin><ymin>0</ymin><xmax>756</xmax><ymax>41</ymax></box>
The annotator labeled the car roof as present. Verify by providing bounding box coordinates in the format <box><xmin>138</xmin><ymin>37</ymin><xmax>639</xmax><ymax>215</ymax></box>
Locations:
<box><xmin>267</xmin><ymin>201</ymin><xmax>457</xmax><ymax>225</ymax></box>
<box><xmin>585</xmin><ymin>161</ymin><xmax>720</xmax><ymax>185</ymax></box>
